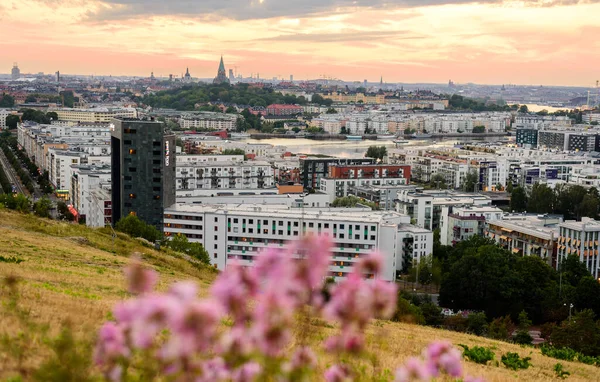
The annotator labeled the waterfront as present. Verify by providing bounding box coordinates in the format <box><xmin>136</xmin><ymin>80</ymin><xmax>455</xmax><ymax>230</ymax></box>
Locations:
<box><xmin>245</xmin><ymin>137</ymin><xmax>501</xmax><ymax>158</ymax></box>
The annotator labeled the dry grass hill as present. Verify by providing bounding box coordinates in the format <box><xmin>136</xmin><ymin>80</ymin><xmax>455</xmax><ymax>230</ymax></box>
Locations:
<box><xmin>0</xmin><ymin>209</ymin><xmax>598</xmax><ymax>381</ymax></box>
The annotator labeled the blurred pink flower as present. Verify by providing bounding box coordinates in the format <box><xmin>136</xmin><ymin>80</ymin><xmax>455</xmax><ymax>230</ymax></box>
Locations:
<box><xmin>291</xmin><ymin>346</ymin><xmax>317</xmax><ymax>370</ymax></box>
<box><xmin>124</xmin><ymin>257</ymin><xmax>157</xmax><ymax>295</ymax></box>
<box><xmin>355</xmin><ymin>252</ymin><xmax>384</xmax><ymax>276</ymax></box>
<box><xmin>198</xmin><ymin>357</ymin><xmax>230</xmax><ymax>382</ymax></box>
<box><xmin>324</xmin><ymin>364</ymin><xmax>353</xmax><ymax>382</ymax></box>
<box><xmin>169</xmin><ymin>281</ymin><xmax>198</xmax><ymax>302</ymax></box>
<box><xmin>370</xmin><ymin>279</ymin><xmax>397</xmax><ymax>319</ymax></box>
<box><xmin>232</xmin><ymin>362</ymin><xmax>262</xmax><ymax>382</ymax></box>
<box><xmin>395</xmin><ymin>357</ymin><xmax>431</xmax><ymax>382</ymax></box>
<box><xmin>94</xmin><ymin>322</ymin><xmax>129</xmax><ymax>365</ymax></box>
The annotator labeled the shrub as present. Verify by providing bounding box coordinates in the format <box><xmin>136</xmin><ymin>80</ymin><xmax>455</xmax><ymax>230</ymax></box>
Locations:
<box><xmin>443</xmin><ymin>315</ymin><xmax>468</xmax><ymax>333</ymax></box>
<box><xmin>554</xmin><ymin>363</ymin><xmax>570</xmax><ymax>379</ymax></box>
<box><xmin>459</xmin><ymin>344</ymin><xmax>495</xmax><ymax>365</ymax></box>
<box><xmin>488</xmin><ymin>315</ymin><xmax>513</xmax><ymax>340</ymax></box>
<box><xmin>0</xmin><ymin>255</ymin><xmax>24</xmax><ymax>264</ymax></box>
<box><xmin>501</xmin><ymin>352</ymin><xmax>531</xmax><ymax>370</ymax></box>
<box><xmin>466</xmin><ymin>312</ymin><xmax>488</xmax><ymax>336</ymax></box>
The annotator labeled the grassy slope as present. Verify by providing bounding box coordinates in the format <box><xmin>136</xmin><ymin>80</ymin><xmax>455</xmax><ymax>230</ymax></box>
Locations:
<box><xmin>0</xmin><ymin>209</ymin><xmax>598</xmax><ymax>381</ymax></box>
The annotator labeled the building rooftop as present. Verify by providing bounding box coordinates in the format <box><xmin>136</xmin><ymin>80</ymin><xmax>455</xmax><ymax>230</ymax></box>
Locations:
<box><xmin>560</xmin><ymin>217</ymin><xmax>600</xmax><ymax>231</ymax></box>
<box><xmin>166</xmin><ymin>203</ymin><xmax>411</xmax><ymax>224</ymax></box>
<box><xmin>488</xmin><ymin>214</ymin><xmax>562</xmax><ymax>240</ymax></box>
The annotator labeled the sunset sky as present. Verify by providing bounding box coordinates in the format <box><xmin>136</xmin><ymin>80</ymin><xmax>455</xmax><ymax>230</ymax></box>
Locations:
<box><xmin>1</xmin><ymin>0</ymin><xmax>599</xmax><ymax>86</ymax></box>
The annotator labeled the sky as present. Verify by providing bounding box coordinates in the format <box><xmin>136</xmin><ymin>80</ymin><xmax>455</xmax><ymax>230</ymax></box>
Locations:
<box><xmin>1</xmin><ymin>0</ymin><xmax>599</xmax><ymax>86</ymax></box>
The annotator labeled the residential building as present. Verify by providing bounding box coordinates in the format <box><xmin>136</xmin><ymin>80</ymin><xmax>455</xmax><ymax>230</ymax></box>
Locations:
<box><xmin>300</xmin><ymin>158</ymin><xmax>375</xmax><ymax>189</ymax></box>
<box><xmin>176</xmin><ymin>160</ymin><xmax>274</xmax><ymax>191</ymax></box>
<box><xmin>0</xmin><ymin>109</ymin><xmax>13</xmax><ymax>129</ymax></box>
<box><xmin>442</xmin><ymin>205</ymin><xmax>503</xmax><ymax>246</ymax></box>
<box><xmin>266</xmin><ymin>104</ymin><xmax>303</xmax><ymax>116</ymax></box>
<box><xmin>583</xmin><ymin>113</ymin><xmax>600</xmax><ymax>124</ymax></box>
<box><xmin>111</xmin><ymin>118</ymin><xmax>176</xmax><ymax>231</ymax></box>
<box><xmin>87</xmin><ymin>188</ymin><xmax>112</xmax><ymax>228</ymax></box>
<box><xmin>516</xmin><ymin>128</ymin><xmax>538</xmax><ymax>147</ymax></box>
<box><xmin>50</xmin><ymin>108</ymin><xmax>137</xmax><ymax>123</ymax></box>
<box><xmin>321</xmin><ymin>177</ymin><xmax>408</xmax><ymax>201</ymax></box>
<box><xmin>163</xmin><ymin>204</ymin><xmax>433</xmax><ymax>281</ymax></box>
<box><xmin>180</xmin><ymin>113</ymin><xmax>237</xmax><ymax>130</ymax></box>
<box><xmin>486</xmin><ymin>214</ymin><xmax>562</xmax><ymax>267</ymax></box>
<box><xmin>70</xmin><ymin>165</ymin><xmax>111</xmax><ymax>222</ymax></box>
<box><xmin>557</xmin><ymin>218</ymin><xmax>600</xmax><ymax>279</ymax></box>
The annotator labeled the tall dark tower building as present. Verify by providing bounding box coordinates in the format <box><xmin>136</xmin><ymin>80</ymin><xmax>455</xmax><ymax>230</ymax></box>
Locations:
<box><xmin>213</xmin><ymin>56</ymin><xmax>229</xmax><ymax>84</ymax></box>
<box><xmin>110</xmin><ymin>118</ymin><xmax>176</xmax><ymax>231</ymax></box>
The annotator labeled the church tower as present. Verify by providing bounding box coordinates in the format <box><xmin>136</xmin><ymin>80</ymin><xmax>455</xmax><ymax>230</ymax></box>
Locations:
<box><xmin>213</xmin><ymin>56</ymin><xmax>230</xmax><ymax>84</ymax></box>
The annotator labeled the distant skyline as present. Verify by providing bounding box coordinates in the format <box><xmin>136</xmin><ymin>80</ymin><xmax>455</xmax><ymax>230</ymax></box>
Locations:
<box><xmin>1</xmin><ymin>1</ymin><xmax>599</xmax><ymax>87</ymax></box>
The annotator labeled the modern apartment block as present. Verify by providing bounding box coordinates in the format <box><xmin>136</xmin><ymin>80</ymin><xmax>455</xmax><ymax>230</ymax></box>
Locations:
<box><xmin>180</xmin><ymin>112</ymin><xmax>237</xmax><ymax>130</ymax></box>
<box><xmin>441</xmin><ymin>205</ymin><xmax>503</xmax><ymax>246</ymax></box>
<box><xmin>111</xmin><ymin>118</ymin><xmax>176</xmax><ymax>230</ymax></box>
<box><xmin>486</xmin><ymin>214</ymin><xmax>562</xmax><ymax>268</ymax></box>
<box><xmin>557</xmin><ymin>218</ymin><xmax>600</xmax><ymax>279</ymax></box>
<box><xmin>163</xmin><ymin>204</ymin><xmax>433</xmax><ymax>281</ymax></box>
<box><xmin>176</xmin><ymin>160</ymin><xmax>274</xmax><ymax>191</ymax></box>
<box><xmin>50</xmin><ymin>107</ymin><xmax>137</xmax><ymax>123</ymax></box>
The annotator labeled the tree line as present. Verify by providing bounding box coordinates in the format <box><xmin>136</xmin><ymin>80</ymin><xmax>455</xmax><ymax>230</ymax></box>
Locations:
<box><xmin>509</xmin><ymin>183</ymin><xmax>599</xmax><ymax>220</ymax></box>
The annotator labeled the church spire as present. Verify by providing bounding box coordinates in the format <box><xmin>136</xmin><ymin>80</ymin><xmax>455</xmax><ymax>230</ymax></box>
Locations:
<box><xmin>218</xmin><ymin>56</ymin><xmax>225</xmax><ymax>73</ymax></box>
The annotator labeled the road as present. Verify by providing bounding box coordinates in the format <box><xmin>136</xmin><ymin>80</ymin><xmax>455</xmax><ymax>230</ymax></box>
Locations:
<box><xmin>0</xmin><ymin>149</ymin><xmax>28</xmax><ymax>196</ymax></box>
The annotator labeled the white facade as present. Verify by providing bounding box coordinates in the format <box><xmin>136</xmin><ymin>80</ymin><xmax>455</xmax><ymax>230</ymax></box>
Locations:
<box><xmin>70</xmin><ymin>165</ymin><xmax>111</xmax><ymax>219</ymax></box>
<box><xmin>176</xmin><ymin>191</ymin><xmax>331</xmax><ymax>208</ymax></box>
<box><xmin>0</xmin><ymin>109</ymin><xmax>11</xmax><ymax>129</ymax></box>
<box><xmin>176</xmin><ymin>154</ymin><xmax>245</xmax><ymax>165</ymax></box>
<box><xmin>320</xmin><ymin>177</ymin><xmax>408</xmax><ymax>201</ymax></box>
<box><xmin>557</xmin><ymin>218</ymin><xmax>600</xmax><ymax>279</ymax></box>
<box><xmin>50</xmin><ymin>108</ymin><xmax>137</xmax><ymax>123</ymax></box>
<box><xmin>164</xmin><ymin>204</ymin><xmax>433</xmax><ymax>281</ymax></box>
<box><xmin>87</xmin><ymin>188</ymin><xmax>112</xmax><ymax>228</ymax></box>
<box><xmin>442</xmin><ymin>205</ymin><xmax>503</xmax><ymax>246</ymax></box>
<box><xmin>180</xmin><ymin>113</ymin><xmax>237</xmax><ymax>130</ymax></box>
<box><xmin>583</xmin><ymin>113</ymin><xmax>600</xmax><ymax>124</ymax></box>
<box><xmin>176</xmin><ymin>160</ymin><xmax>275</xmax><ymax>191</ymax></box>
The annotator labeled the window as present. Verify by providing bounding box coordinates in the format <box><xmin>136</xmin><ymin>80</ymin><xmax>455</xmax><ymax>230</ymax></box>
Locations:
<box><xmin>153</xmin><ymin>151</ymin><xmax>160</xmax><ymax>156</ymax></box>
<box><xmin>153</xmin><ymin>178</ymin><xmax>160</xmax><ymax>183</ymax></box>
<box><xmin>279</xmin><ymin>221</ymin><xmax>283</xmax><ymax>226</ymax></box>
<box><xmin>153</xmin><ymin>141</ymin><xmax>161</xmax><ymax>147</ymax></box>
<box><xmin>215</xmin><ymin>217</ymin><xmax>218</xmax><ymax>222</ymax></box>
<box><xmin>124</xmin><ymin>140</ymin><xmax>132</xmax><ymax>145</ymax></box>
<box><xmin>124</xmin><ymin>128</ymin><xmax>136</xmax><ymax>134</ymax></box>
<box><xmin>214</xmin><ymin>235</ymin><xmax>218</xmax><ymax>240</ymax></box>
<box><xmin>129</xmin><ymin>149</ymin><xmax>136</xmax><ymax>154</ymax></box>
<box><xmin>355</xmin><ymin>225</ymin><xmax>360</xmax><ymax>230</ymax></box>
<box><xmin>340</xmin><ymin>224</ymin><xmax>345</xmax><ymax>229</ymax></box>
<box><xmin>370</xmin><ymin>235</ymin><xmax>375</xmax><ymax>240</ymax></box>
<box><xmin>215</xmin><ymin>226</ymin><xmax>218</xmax><ymax>231</ymax></box>
<box><xmin>355</xmin><ymin>234</ymin><xmax>359</xmax><ymax>240</ymax></box>
<box><xmin>153</xmin><ymin>195</ymin><xmax>160</xmax><ymax>200</ymax></box>
<box><xmin>263</xmin><ymin>220</ymin><xmax>268</xmax><ymax>225</ymax></box>
<box><xmin>153</xmin><ymin>160</ymin><xmax>161</xmax><ymax>165</ymax></box>
<box><xmin>124</xmin><ymin>176</ymin><xmax>132</xmax><ymax>181</ymax></box>
<box><xmin>249</xmin><ymin>219</ymin><xmax>254</xmax><ymax>224</ymax></box>
<box><xmin>278</xmin><ymin>230</ymin><xmax>283</xmax><ymax>235</ymax></box>
<box><xmin>339</xmin><ymin>234</ymin><xmax>345</xmax><ymax>239</ymax></box>
<box><xmin>234</xmin><ymin>218</ymin><xmax>239</xmax><ymax>223</ymax></box>
<box><xmin>128</xmin><ymin>193</ymin><xmax>136</xmax><ymax>199</ymax></box>
<box><xmin>249</xmin><ymin>228</ymin><xmax>254</xmax><ymax>233</ymax></box>
<box><xmin>214</xmin><ymin>244</ymin><xmax>218</xmax><ymax>249</ymax></box>
<box><xmin>153</xmin><ymin>187</ymin><xmax>161</xmax><ymax>192</ymax></box>
<box><xmin>214</xmin><ymin>253</ymin><xmax>217</xmax><ymax>259</ymax></box>
<box><xmin>153</xmin><ymin>168</ymin><xmax>161</xmax><ymax>174</ymax></box>
<box><xmin>124</xmin><ymin>185</ymin><xmax>132</xmax><ymax>190</ymax></box>
<box><xmin>129</xmin><ymin>167</ymin><xmax>137</xmax><ymax>172</ymax></box>
<box><xmin>371</xmin><ymin>226</ymin><xmax>376</xmax><ymax>231</ymax></box>
<box><xmin>309</xmin><ymin>222</ymin><xmax>314</xmax><ymax>228</ymax></box>
<box><xmin>324</xmin><ymin>223</ymin><xmax>329</xmax><ymax>229</ymax></box>
<box><xmin>294</xmin><ymin>222</ymin><xmax>299</xmax><ymax>227</ymax></box>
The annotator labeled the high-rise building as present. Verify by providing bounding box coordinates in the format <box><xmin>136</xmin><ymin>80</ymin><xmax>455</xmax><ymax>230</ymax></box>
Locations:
<box><xmin>229</xmin><ymin>69</ymin><xmax>235</xmax><ymax>81</ymax></box>
<box><xmin>290</xmin><ymin>74</ymin><xmax>294</xmax><ymax>82</ymax></box>
<box><xmin>55</xmin><ymin>71</ymin><xmax>60</xmax><ymax>83</ymax></box>
<box><xmin>110</xmin><ymin>118</ymin><xmax>176</xmax><ymax>231</ymax></box>
<box><xmin>213</xmin><ymin>56</ymin><xmax>229</xmax><ymax>84</ymax></box>
<box><xmin>11</xmin><ymin>63</ymin><xmax>20</xmax><ymax>80</ymax></box>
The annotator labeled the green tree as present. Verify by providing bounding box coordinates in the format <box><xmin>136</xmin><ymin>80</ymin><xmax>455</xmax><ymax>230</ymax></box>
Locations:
<box><xmin>56</xmin><ymin>201</ymin><xmax>74</xmax><ymax>221</ymax></box>
<box><xmin>33</xmin><ymin>197</ymin><xmax>52</xmax><ymax>218</ymax></box>
<box><xmin>221</xmin><ymin>148</ymin><xmax>246</xmax><ymax>156</ymax></box>
<box><xmin>25</xmin><ymin>95</ymin><xmax>37</xmax><ymax>103</ymax></box>
<box><xmin>46</xmin><ymin>111</ymin><xmax>58</xmax><ymax>121</ymax></box>
<box><xmin>528</xmin><ymin>183</ymin><xmax>555</xmax><ymax>214</ymax></box>
<box><xmin>514</xmin><ymin>310</ymin><xmax>533</xmax><ymax>345</ymax></box>
<box><xmin>430</xmin><ymin>173</ymin><xmax>447</xmax><ymax>189</ymax></box>
<box><xmin>115</xmin><ymin>214</ymin><xmax>160</xmax><ymax>242</ymax></box>
<box><xmin>5</xmin><ymin>115</ymin><xmax>20</xmax><ymax>129</ymax></box>
<box><xmin>326</xmin><ymin>107</ymin><xmax>337</xmax><ymax>114</ymax></box>
<box><xmin>166</xmin><ymin>233</ymin><xmax>210</xmax><ymax>264</ymax></box>
<box><xmin>467</xmin><ymin>312</ymin><xmax>488</xmax><ymax>336</ymax></box>
<box><xmin>488</xmin><ymin>316</ymin><xmax>513</xmax><ymax>340</ymax></box>
<box><xmin>510</xmin><ymin>186</ymin><xmax>528</xmax><ymax>212</ymax></box>
<box><xmin>461</xmin><ymin>170</ymin><xmax>479</xmax><ymax>192</ymax></box>
<box><xmin>472</xmin><ymin>125</ymin><xmax>485</xmax><ymax>133</ymax></box>
<box><xmin>550</xmin><ymin>310</ymin><xmax>600</xmax><ymax>356</ymax></box>
<box><xmin>519</xmin><ymin>105</ymin><xmax>529</xmax><ymax>113</ymax></box>
<box><xmin>365</xmin><ymin>146</ymin><xmax>387</xmax><ymax>161</ymax></box>
<box><xmin>331</xmin><ymin>196</ymin><xmax>378</xmax><ymax>210</ymax></box>
<box><xmin>0</xmin><ymin>93</ymin><xmax>15</xmax><ymax>107</ymax></box>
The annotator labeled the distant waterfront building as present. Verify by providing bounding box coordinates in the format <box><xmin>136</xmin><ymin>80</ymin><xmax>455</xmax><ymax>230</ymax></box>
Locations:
<box><xmin>265</xmin><ymin>104</ymin><xmax>303</xmax><ymax>116</ymax></box>
<box><xmin>229</xmin><ymin>69</ymin><xmax>235</xmax><ymax>81</ymax></box>
<box><xmin>49</xmin><ymin>107</ymin><xmax>137</xmax><ymax>123</ymax></box>
<box><xmin>110</xmin><ymin>118</ymin><xmax>176</xmax><ymax>231</ymax></box>
<box><xmin>213</xmin><ymin>56</ymin><xmax>230</xmax><ymax>85</ymax></box>
<box><xmin>300</xmin><ymin>158</ymin><xmax>375</xmax><ymax>189</ymax></box>
<box><xmin>443</xmin><ymin>205</ymin><xmax>503</xmax><ymax>246</ymax></box>
<box><xmin>180</xmin><ymin>112</ymin><xmax>237</xmax><ymax>130</ymax></box>
<box><xmin>11</xmin><ymin>63</ymin><xmax>20</xmax><ymax>80</ymax></box>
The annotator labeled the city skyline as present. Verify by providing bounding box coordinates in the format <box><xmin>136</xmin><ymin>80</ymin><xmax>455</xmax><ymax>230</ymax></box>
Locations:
<box><xmin>1</xmin><ymin>1</ymin><xmax>599</xmax><ymax>86</ymax></box>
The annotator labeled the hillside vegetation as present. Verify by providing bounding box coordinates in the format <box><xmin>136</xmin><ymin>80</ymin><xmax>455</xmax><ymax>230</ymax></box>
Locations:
<box><xmin>1</xmin><ymin>209</ymin><xmax>599</xmax><ymax>381</ymax></box>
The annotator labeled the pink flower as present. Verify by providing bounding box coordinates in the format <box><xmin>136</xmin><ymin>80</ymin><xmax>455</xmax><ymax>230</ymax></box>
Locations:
<box><xmin>324</xmin><ymin>364</ymin><xmax>353</xmax><ymax>382</ymax></box>
<box><xmin>217</xmin><ymin>326</ymin><xmax>255</xmax><ymax>357</ymax></box>
<box><xmin>198</xmin><ymin>357</ymin><xmax>230</xmax><ymax>382</ymax></box>
<box><xmin>370</xmin><ymin>279</ymin><xmax>397</xmax><ymax>319</ymax></box>
<box><xmin>212</xmin><ymin>264</ymin><xmax>258</xmax><ymax>323</ymax></box>
<box><xmin>294</xmin><ymin>235</ymin><xmax>332</xmax><ymax>290</ymax></box>
<box><xmin>232</xmin><ymin>362</ymin><xmax>261</xmax><ymax>382</ymax></box>
<box><xmin>422</xmin><ymin>341</ymin><xmax>463</xmax><ymax>379</ymax></box>
<box><xmin>124</xmin><ymin>257</ymin><xmax>157</xmax><ymax>295</ymax></box>
<box><xmin>438</xmin><ymin>348</ymin><xmax>463</xmax><ymax>377</ymax></box>
<box><xmin>324</xmin><ymin>273</ymin><xmax>373</xmax><ymax>328</ymax></box>
<box><xmin>325</xmin><ymin>331</ymin><xmax>365</xmax><ymax>354</ymax></box>
<box><xmin>94</xmin><ymin>322</ymin><xmax>129</xmax><ymax>365</ymax></box>
<box><xmin>291</xmin><ymin>346</ymin><xmax>317</xmax><ymax>370</ymax></box>
<box><xmin>169</xmin><ymin>281</ymin><xmax>198</xmax><ymax>302</ymax></box>
<box><xmin>112</xmin><ymin>299</ymin><xmax>139</xmax><ymax>326</ymax></box>
<box><xmin>171</xmin><ymin>300</ymin><xmax>222</xmax><ymax>347</ymax></box>
<box><xmin>252</xmin><ymin>290</ymin><xmax>294</xmax><ymax>357</ymax></box>
<box><xmin>395</xmin><ymin>357</ymin><xmax>431</xmax><ymax>382</ymax></box>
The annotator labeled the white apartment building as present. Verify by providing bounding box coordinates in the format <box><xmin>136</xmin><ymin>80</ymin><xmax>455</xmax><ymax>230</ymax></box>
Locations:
<box><xmin>320</xmin><ymin>177</ymin><xmax>408</xmax><ymax>201</ymax></box>
<box><xmin>441</xmin><ymin>205</ymin><xmax>503</xmax><ymax>246</ymax></box>
<box><xmin>70</xmin><ymin>165</ymin><xmax>111</xmax><ymax>220</ymax></box>
<box><xmin>163</xmin><ymin>204</ymin><xmax>433</xmax><ymax>281</ymax></box>
<box><xmin>49</xmin><ymin>107</ymin><xmax>137</xmax><ymax>123</ymax></box>
<box><xmin>513</xmin><ymin>115</ymin><xmax>572</xmax><ymax>130</ymax></box>
<box><xmin>47</xmin><ymin>149</ymin><xmax>110</xmax><ymax>192</ymax></box>
<box><xmin>557</xmin><ymin>218</ymin><xmax>600</xmax><ymax>279</ymax></box>
<box><xmin>583</xmin><ymin>113</ymin><xmax>600</xmax><ymax>124</ymax></box>
<box><xmin>176</xmin><ymin>154</ymin><xmax>245</xmax><ymax>165</ymax></box>
<box><xmin>0</xmin><ymin>109</ymin><xmax>12</xmax><ymax>129</ymax></box>
<box><xmin>87</xmin><ymin>188</ymin><xmax>112</xmax><ymax>228</ymax></box>
<box><xmin>176</xmin><ymin>161</ymin><xmax>275</xmax><ymax>191</ymax></box>
<box><xmin>195</xmin><ymin>141</ymin><xmax>287</xmax><ymax>158</ymax></box>
<box><xmin>176</xmin><ymin>191</ymin><xmax>331</xmax><ymax>208</ymax></box>
<box><xmin>180</xmin><ymin>113</ymin><xmax>238</xmax><ymax>130</ymax></box>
